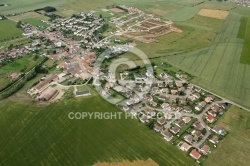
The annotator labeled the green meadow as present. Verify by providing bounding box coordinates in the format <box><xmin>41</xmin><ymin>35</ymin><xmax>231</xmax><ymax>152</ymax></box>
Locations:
<box><xmin>0</xmin><ymin>19</ymin><xmax>23</xmax><ymax>42</ymax></box>
<box><xmin>22</xmin><ymin>18</ymin><xmax>49</xmax><ymax>28</ymax></box>
<box><xmin>163</xmin><ymin>6</ymin><xmax>200</xmax><ymax>21</ymax></box>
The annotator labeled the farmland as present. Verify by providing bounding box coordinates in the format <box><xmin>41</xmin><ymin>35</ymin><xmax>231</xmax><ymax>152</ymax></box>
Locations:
<box><xmin>195</xmin><ymin>1</ymin><xmax>237</xmax><ymax>10</ymax></box>
<box><xmin>0</xmin><ymin>0</ymin><xmax>66</xmax><ymax>15</ymax></box>
<box><xmin>134</xmin><ymin>26</ymin><xmax>217</xmax><ymax>58</ymax></box>
<box><xmin>8</xmin><ymin>11</ymin><xmax>49</xmax><ymax>22</ymax></box>
<box><xmin>240</xmin><ymin>17</ymin><xmax>250</xmax><ymax>64</ymax></box>
<box><xmin>1</xmin><ymin>54</ymin><xmax>43</xmax><ymax>72</ymax></box>
<box><xmin>0</xmin><ymin>89</ymin><xmax>195</xmax><ymax>166</ymax></box>
<box><xmin>163</xmin><ymin>7</ymin><xmax>200</xmax><ymax>21</ymax></box>
<box><xmin>204</xmin><ymin>106</ymin><xmax>250</xmax><ymax>166</ymax></box>
<box><xmin>0</xmin><ymin>69</ymin><xmax>11</xmax><ymax>90</ymax></box>
<box><xmin>0</xmin><ymin>19</ymin><xmax>23</xmax><ymax>42</ymax></box>
<box><xmin>161</xmin><ymin>13</ymin><xmax>250</xmax><ymax>109</ymax></box>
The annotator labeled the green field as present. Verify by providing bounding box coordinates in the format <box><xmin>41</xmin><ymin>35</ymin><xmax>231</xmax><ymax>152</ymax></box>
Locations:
<box><xmin>0</xmin><ymin>19</ymin><xmax>23</xmax><ymax>42</ymax></box>
<box><xmin>1</xmin><ymin>55</ymin><xmax>43</xmax><ymax>72</ymax></box>
<box><xmin>195</xmin><ymin>0</ymin><xmax>237</xmax><ymax>10</ymax></box>
<box><xmin>9</xmin><ymin>11</ymin><xmax>49</xmax><ymax>22</ymax></box>
<box><xmin>204</xmin><ymin>106</ymin><xmax>250</xmax><ymax>166</ymax></box>
<box><xmin>163</xmin><ymin>6</ymin><xmax>200</xmax><ymax>21</ymax></box>
<box><xmin>0</xmin><ymin>88</ymin><xmax>195</xmax><ymax>165</ymax></box>
<box><xmin>161</xmin><ymin>13</ymin><xmax>250</xmax><ymax>109</ymax></box>
<box><xmin>134</xmin><ymin>26</ymin><xmax>217</xmax><ymax>58</ymax></box>
<box><xmin>0</xmin><ymin>0</ymin><xmax>66</xmax><ymax>15</ymax></box>
<box><xmin>0</xmin><ymin>37</ymin><xmax>30</xmax><ymax>51</ymax></box>
<box><xmin>22</xmin><ymin>18</ymin><xmax>49</xmax><ymax>28</ymax></box>
<box><xmin>240</xmin><ymin>17</ymin><xmax>250</xmax><ymax>64</ymax></box>
<box><xmin>0</xmin><ymin>69</ymin><xmax>12</xmax><ymax>90</ymax></box>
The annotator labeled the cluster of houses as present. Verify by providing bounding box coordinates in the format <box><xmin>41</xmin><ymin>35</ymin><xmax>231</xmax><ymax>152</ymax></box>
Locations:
<box><xmin>229</xmin><ymin>0</ymin><xmax>250</xmax><ymax>7</ymax></box>
<box><xmin>94</xmin><ymin>66</ymin><xmax>228</xmax><ymax>161</ymax></box>
<box><xmin>50</xmin><ymin>12</ymin><xmax>105</xmax><ymax>46</ymax></box>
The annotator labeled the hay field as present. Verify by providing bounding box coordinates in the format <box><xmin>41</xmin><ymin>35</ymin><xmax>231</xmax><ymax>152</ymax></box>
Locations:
<box><xmin>198</xmin><ymin>9</ymin><xmax>229</xmax><ymax>19</ymax></box>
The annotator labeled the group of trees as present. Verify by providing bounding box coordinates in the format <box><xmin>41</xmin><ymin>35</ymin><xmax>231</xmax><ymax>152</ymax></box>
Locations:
<box><xmin>0</xmin><ymin>69</ymin><xmax>36</xmax><ymax>99</ymax></box>
<box><xmin>0</xmin><ymin>57</ymin><xmax>47</xmax><ymax>99</ymax></box>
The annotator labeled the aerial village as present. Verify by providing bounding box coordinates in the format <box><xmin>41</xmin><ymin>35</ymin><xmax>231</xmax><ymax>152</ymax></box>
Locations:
<box><xmin>0</xmin><ymin>5</ymin><xmax>229</xmax><ymax>162</ymax></box>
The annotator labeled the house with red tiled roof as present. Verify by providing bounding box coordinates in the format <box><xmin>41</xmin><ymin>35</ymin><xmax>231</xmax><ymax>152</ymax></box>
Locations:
<box><xmin>57</xmin><ymin>61</ymin><xmax>67</xmax><ymax>69</ymax></box>
<box><xmin>190</xmin><ymin>149</ymin><xmax>201</xmax><ymax>160</ymax></box>
<box><xmin>206</xmin><ymin>114</ymin><xmax>215</xmax><ymax>123</ymax></box>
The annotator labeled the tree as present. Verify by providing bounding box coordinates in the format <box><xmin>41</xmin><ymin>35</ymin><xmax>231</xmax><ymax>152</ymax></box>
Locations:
<box><xmin>147</xmin><ymin>119</ymin><xmax>155</xmax><ymax>130</ymax></box>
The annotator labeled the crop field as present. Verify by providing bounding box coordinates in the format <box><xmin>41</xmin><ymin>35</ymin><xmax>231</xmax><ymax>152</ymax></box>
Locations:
<box><xmin>232</xmin><ymin>6</ymin><xmax>250</xmax><ymax>16</ymax></box>
<box><xmin>204</xmin><ymin>106</ymin><xmax>250</xmax><ymax>166</ymax></box>
<box><xmin>1</xmin><ymin>55</ymin><xmax>43</xmax><ymax>72</ymax></box>
<box><xmin>0</xmin><ymin>89</ymin><xmax>195</xmax><ymax>165</ymax></box>
<box><xmin>0</xmin><ymin>0</ymin><xmax>66</xmax><ymax>15</ymax></box>
<box><xmin>240</xmin><ymin>17</ymin><xmax>250</xmax><ymax>64</ymax></box>
<box><xmin>22</xmin><ymin>18</ymin><xmax>49</xmax><ymax>28</ymax></box>
<box><xmin>195</xmin><ymin>1</ymin><xmax>237</xmax><ymax>10</ymax></box>
<box><xmin>161</xmin><ymin>13</ymin><xmax>250</xmax><ymax>109</ymax></box>
<box><xmin>8</xmin><ymin>12</ymin><xmax>49</xmax><ymax>22</ymax></box>
<box><xmin>178</xmin><ymin>15</ymin><xmax>224</xmax><ymax>32</ymax></box>
<box><xmin>163</xmin><ymin>6</ymin><xmax>200</xmax><ymax>21</ymax></box>
<box><xmin>131</xmin><ymin>2</ymin><xmax>182</xmax><ymax>16</ymax></box>
<box><xmin>0</xmin><ymin>19</ymin><xmax>23</xmax><ymax>42</ymax></box>
<box><xmin>198</xmin><ymin>9</ymin><xmax>229</xmax><ymax>19</ymax></box>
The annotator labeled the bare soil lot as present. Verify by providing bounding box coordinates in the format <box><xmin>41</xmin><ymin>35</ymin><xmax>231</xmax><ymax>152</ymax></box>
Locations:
<box><xmin>94</xmin><ymin>159</ymin><xmax>158</xmax><ymax>166</ymax></box>
<box><xmin>198</xmin><ymin>9</ymin><xmax>229</xmax><ymax>19</ymax></box>
<box><xmin>110</xmin><ymin>8</ymin><xmax>124</xmax><ymax>13</ymax></box>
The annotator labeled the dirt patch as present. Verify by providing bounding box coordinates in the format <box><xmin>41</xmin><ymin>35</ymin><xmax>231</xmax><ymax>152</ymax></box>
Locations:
<box><xmin>140</xmin><ymin>21</ymin><xmax>158</xmax><ymax>28</ymax></box>
<box><xmin>110</xmin><ymin>8</ymin><xmax>124</xmax><ymax>13</ymax></box>
<box><xmin>198</xmin><ymin>9</ymin><xmax>229</xmax><ymax>19</ymax></box>
<box><xmin>94</xmin><ymin>158</ymin><xmax>159</xmax><ymax>166</ymax></box>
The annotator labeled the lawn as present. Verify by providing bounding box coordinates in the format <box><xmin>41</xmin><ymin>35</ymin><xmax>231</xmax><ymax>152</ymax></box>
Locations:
<box><xmin>240</xmin><ymin>17</ymin><xmax>250</xmax><ymax>64</ymax></box>
<box><xmin>204</xmin><ymin>106</ymin><xmax>250</xmax><ymax>166</ymax></box>
<box><xmin>1</xmin><ymin>55</ymin><xmax>43</xmax><ymax>72</ymax></box>
<box><xmin>22</xmin><ymin>18</ymin><xmax>49</xmax><ymax>28</ymax></box>
<box><xmin>0</xmin><ymin>19</ymin><xmax>23</xmax><ymax>42</ymax></box>
<box><xmin>0</xmin><ymin>88</ymin><xmax>196</xmax><ymax>165</ymax></box>
<box><xmin>162</xmin><ymin>13</ymin><xmax>250</xmax><ymax>109</ymax></box>
<box><xmin>163</xmin><ymin>6</ymin><xmax>200</xmax><ymax>21</ymax></box>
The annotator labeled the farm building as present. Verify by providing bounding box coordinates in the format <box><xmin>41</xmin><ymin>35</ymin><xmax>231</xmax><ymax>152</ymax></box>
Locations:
<box><xmin>32</xmin><ymin>74</ymin><xmax>58</xmax><ymax>93</ymax></box>
<box><xmin>38</xmin><ymin>88</ymin><xmax>57</xmax><ymax>101</ymax></box>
